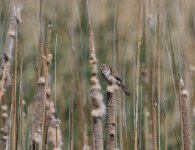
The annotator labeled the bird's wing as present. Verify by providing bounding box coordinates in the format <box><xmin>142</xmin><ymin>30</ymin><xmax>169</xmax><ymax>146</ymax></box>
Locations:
<box><xmin>112</xmin><ymin>71</ymin><xmax>123</xmax><ymax>82</ymax></box>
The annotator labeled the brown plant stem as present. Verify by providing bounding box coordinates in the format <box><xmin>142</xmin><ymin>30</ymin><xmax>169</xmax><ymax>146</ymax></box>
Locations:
<box><xmin>1</xmin><ymin>104</ymin><xmax>9</xmax><ymax>149</ymax></box>
<box><xmin>11</xmin><ymin>22</ymin><xmax>17</xmax><ymax>150</ymax></box>
<box><xmin>179</xmin><ymin>79</ymin><xmax>192</xmax><ymax>150</ymax></box>
<box><xmin>144</xmin><ymin>107</ymin><xmax>149</xmax><ymax>150</ymax></box>
<box><xmin>106</xmin><ymin>84</ymin><xmax>118</xmax><ymax>150</ymax></box>
<box><xmin>134</xmin><ymin>0</ymin><xmax>142</xmax><ymax>149</ymax></box>
<box><xmin>149</xmin><ymin>15</ymin><xmax>157</xmax><ymax>150</ymax></box>
<box><xmin>89</xmin><ymin>29</ymin><xmax>105</xmax><ymax>149</ymax></box>
<box><xmin>87</xmin><ymin>1</ymin><xmax>105</xmax><ymax>150</ymax></box>
<box><xmin>0</xmin><ymin>4</ymin><xmax>21</xmax><ymax>105</ymax></box>
<box><xmin>41</xmin><ymin>22</ymin><xmax>51</xmax><ymax>150</ymax></box>
<box><xmin>163</xmin><ymin>113</ymin><xmax>167</xmax><ymax>150</ymax></box>
<box><xmin>157</xmin><ymin>8</ymin><xmax>161</xmax><ymax>150</ymax></box>
<box><xmin>31</xmin><ymin>77</ymin><xmax>46</xmax><ymax>149</ymax></box>
<box><xmin>178</xmin><ymin>79</ymin><xmax>184</xmax><ymax>150</ymax></box>
<box><xmin>69</xmin><ymin>96</ymin><xmax>73</xmax><ymax>150</ymax></box>
<box><xmin>6</xmin><ymin>4</ymin><xmax>22</xmax><ymax>150</ymax></box>
<box><xmin>0</xmin><ymin>4</ymin><xmax>21</xmax><ymax>148</ymax></box>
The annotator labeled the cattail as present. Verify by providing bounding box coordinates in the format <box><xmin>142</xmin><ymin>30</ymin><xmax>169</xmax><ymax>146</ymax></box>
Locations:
<box><xmin>83</xmin><ymin>144</ymin><xmax>90</xmax><ymax>150</ymax></box>
<box><xmin>31</xmin><ymin>77</ymin><xmax>45</xmax><ymax>147</ymax></box>
<box><xmin>45</xmin><ymin>86</ymin><xmax>63</xmax><ymax>149</ymax></box>
<box><xmin>21</xmin><ymin>99</ymin><xmax>26</xmax><ymax>117</ymax></box>
<box><xmin>31</xmin><ymin>77</ymin><xmax>63</xmax><ymax>149</ymax></box>
<box><xmin>193</xmin><ymin>107</ymin><xmax>195</xmax><ymax>118</ymax></box>
<box><xmin>134</xmin><ymin>0</ymin><xmax>142</xmax><ymax>149</ymax></box>
<box><xmin>0</xmin><ymin>4</ymin><xmax>22</xmax><ymax>105</ymax></box>
<box><xmin>87</xmin><ymin>4</ymin><xmax>105</xmax><ymax>149</ymax></box>
<box><xmin>180</xmin><ymin>89</ymin><xmax>192</xmax><ymax>150</ymax></box>
<box><xmin>106</xmin><ymin>81</ymin><xmax>118</xmax><ymax>150</ymax></box>
<box><xmin>0</xmin><ymin>104</ymin><xmax>10</xmax><ymax>149</ymax></box>
<box><xmin>47</xmin><ymin>119</ymin><xmax>63</xmax><ymax>149</ymax></box>
<box><xmin>89</xmin><ymin>37</ymin><xmax>105</xmax><ymax>150</ymax></box>
<box><xmin>15</xmin><ymin>4</ymin><xmax>23</xmax><ymax>23</ymax></box>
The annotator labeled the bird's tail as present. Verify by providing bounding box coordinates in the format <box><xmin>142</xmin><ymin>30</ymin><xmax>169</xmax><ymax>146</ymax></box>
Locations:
<box><xmin>119</xmin><ymin>82</ymin><xmax>130</xmax><ymax>96</ymax></box>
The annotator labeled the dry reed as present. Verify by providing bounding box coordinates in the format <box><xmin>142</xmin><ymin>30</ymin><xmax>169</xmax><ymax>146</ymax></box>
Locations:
<box><xmin>0</xmin><ymin>4</ymin><xmax>22</xmax><ymax>104</ymax></box>
<box><xmin>46</xmin><ymin>87</ymin><xmax>63</xmax><ymax>149</ymax></box>
<box><xmin>179</xmin><ymin>79</ymin><xmax>192</xmax><ymax>150</ymax></box>
<box><xmin>134</xmin><ymin>0</ymin><xmax>142</xmax><ymax>149</ymax></box>
<box><xmin>0</xmin><ymin>104</ymin><xmax>9</xmax><ymax>149</ymax></box>
<box><xmin>157</xmin><ymin>7</ymin><xmax>161</xmax><ymax>150</ymax></box>
<box><xmin>149</xmin><ymin>18</ymin><xmax>157</xmax><ymax>150</ymax></box>
<box><xmin>106</xmin><ymin>79</ymin><xmax>118</xmax><ymax>150</ymax></box>
<box><xmin>87</xmin><ymin>1</ymin><xmax>105</xmax><ymax>149</ymax></box>
<box><xmin>31</xmin><ymin>77</ymin><xmax>45</xmax><ymax>149</ymax></box>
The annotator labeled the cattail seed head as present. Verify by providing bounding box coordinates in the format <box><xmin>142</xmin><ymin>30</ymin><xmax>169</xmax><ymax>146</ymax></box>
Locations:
<box><xmin>179</xmin><ymin>78</ymin><xmax>184</xmax><ymax>88</ymax></box>
<box><xmin>46</xmin><ymin>87</ymin><xmax>52</xmax><ymax>96</ymax></box>
<box><xmin>2</xmin><ymin>113</ymin><xmax>8</xmax><ymax>118</ymax></box>
<box><xmin>181</xmin><ymin>89</ymin><xmax>188</xmax><ymax>97</ymax></box>
<box><xmin>47</xmin><ymin>53</ymin><xmax>53</xmax><ymax>64</ymax></box>
<box><xmin>38</xmin><ymin>77</ymin><xmax>45</xmax><ymax>85</ymax></box>
<box><xmin>1</xmin><ymin>105</ymin><xmax>8</xmax><ymax>111</ymax></box>
<box><xmin>8</xmin><ymin>30</ymin><xmax>16</xmax><ymax>38</ymax></box>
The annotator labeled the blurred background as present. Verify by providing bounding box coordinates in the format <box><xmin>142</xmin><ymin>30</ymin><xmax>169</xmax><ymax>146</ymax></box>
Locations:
<box><xmin>0</xmin><ymin>0</ymin><xmax>195</xmax><ymax>149</ymax></box>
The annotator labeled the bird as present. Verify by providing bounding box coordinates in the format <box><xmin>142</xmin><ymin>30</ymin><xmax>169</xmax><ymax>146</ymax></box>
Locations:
<box><xmin>99</xmin><ymin>64</ymin><xmax>130</xmax><ymax>96</ymax></box>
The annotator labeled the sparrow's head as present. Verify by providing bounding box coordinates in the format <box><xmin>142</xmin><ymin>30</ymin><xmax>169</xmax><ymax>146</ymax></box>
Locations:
<box><xmin>99</xmin><ymin>64</ymin><xmax>108</xmax><ymax>70</ymax></box>
<box><xmin>99</xmin><ymin>64</ymin><xmax>111</xmax><ymax>75</ymax></box>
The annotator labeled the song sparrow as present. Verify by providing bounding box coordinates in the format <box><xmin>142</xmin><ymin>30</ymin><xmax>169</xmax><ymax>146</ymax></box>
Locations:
<box><xmin>99</xmin><ymin>64</ymin><xmax>130</xmax><ymax>96</ymax></box>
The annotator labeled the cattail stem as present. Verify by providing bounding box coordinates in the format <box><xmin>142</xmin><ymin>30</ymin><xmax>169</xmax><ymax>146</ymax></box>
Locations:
<box><xmin>0</xmin><ymin>3</ymin><xmax>21</xmax><ymax>147</ymax></box>
<box><xmin>134</xmin><ymin>0</ymin><xmax>142</xmax><ymax>149</ymax></box>
<box><xmin>163</xmin><ymin>113</ymin><xmax>167</xmax><ymax>150</ymax></box>
<box><xmin>89</xmin><ymin>28</ymin><xmax>105</xmax><ymax>149</ymax></box>
<box><xmin>5</xmin><ymin>4</ymin><xmax>22</xmax><ymax>150</ymax></box>
<box><xmin>31</xmin><ymin>77</ymin><xmax>45</xmax><ymax>149</ymax></box>
<box><xmin>106</xmin><ymin>84</ymin><xmax>118</xmax><ymax>150</ymax></box>
<box><xmin>87</xmin><ymin>1</ymin><xmax>105</xmax><ymax>150</ymax></box>
<box><xmin>1</xmin><ymin>104</ymin><xmax>9</xmax><ymax>149</ymax></box>
<box><xmin>157</xmin><ymin>8</ymin><xmax>161</xmax><ymax>150</ymax></box>
<box><xmin>0</xmin><ymin>4</ymin><xmax>21</xmax><ymax>104</ymax></box>
<box><xmin>150</xmin><ymin>16</ymin><xmax>157</xmax><ymax>150</ymax></box>
<box><xmin>41</xmin><ymin>24</ymin><xmax>51</xmax><ymax>150</ymax></box>
<box><xmin>93</xmin><ymin>117</ymin><xmax>103</xmax><ymax>150</ymax></box>
<box><xmin>144</xmin><ymin>104</ymin><xmax>149</xmax><ymax>150</ymax></box>
<box><xmin>179</xmin><ymin>79</ymin><xmax>192</xmax><ymax>150</ymax></box>
<box><xmin>11</xmin><ymin>22</ymin><xmax>18</xmax><ymax>150</ymax></box>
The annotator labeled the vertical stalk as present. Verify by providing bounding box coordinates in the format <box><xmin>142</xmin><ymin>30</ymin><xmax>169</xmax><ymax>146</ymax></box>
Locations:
<box><xmin>11</xmin><ymin>20</ymin><xmax>17</xmax><ymax>150</ymax></box>
<box><xmin>163</xmin><ymin>33</ymin><xmax>167</xmax><ymax>150</ymax></box>
<box><xmin>179</xmin><ymin>80</ymin><xmax>192</xmax><ymax>150</ymax></box>
<box><xmin>18</xmin><ymin>41</ymin><xmax>24</xmax><ymax>149</ymax></box>
<box><xmin>157</xmin><ymin>6</ymin><xmax>161</xmax><ymax>150</ymax></box>
<box><xmin>106</xmin><ymin>84</ymin><xmax>118</xmax><ymax>150</ymax></box>
<box><xmin>150</xmin><ymin>13</ymin><xmax>157</xmax><ymax>150</ymax></box>
<box><xmin>142</xmin><ymin>0</ymin><xmax>149</xmax><ymax>149</ymax></box>
<box><xmin>31</xmin><ymin>77</ymin><xmax>45</xmax><ymax>150</ymax></box>
<box><xmin>37</xmin><ymin>0</ymin><xmax>43</xmax><ymax>80</ymax></box>
<box><xmin>69</xmin><ymin>95</ymin><xmax>73</xmax><ymax>150</ymax></box>
<box><xmin>178</xmin><ymin>79</ymin><xmax>184</xmax><ymax>150</ymax></box>
<box><xmin>87</xmin><ymin>1</ymin><xmax>105</xmax><ymax>149</ymax></box>
<box><xmin>163</xmin><ymin>113</ymin><xmax>167</xmax><ymax>150</ymax></box>
<box><xmin>7</xmin><ymin>5</ymin><xmax>21</xmax><ymax>150</ymax></box>
<box><xmin>118</xmin><ymin>92</ymin><xmax>123</xmax><ymax>150</ymax></box>
<box><xmin>134</xmin><ymin>0</ymin><xmax>142</xmax><ymax>149</ymax></box>
<box><xmin>41</xmin><ymin>16</ymin><xmax>54</xmax><ymax>150</ymax></box>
